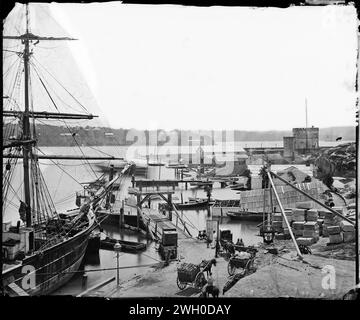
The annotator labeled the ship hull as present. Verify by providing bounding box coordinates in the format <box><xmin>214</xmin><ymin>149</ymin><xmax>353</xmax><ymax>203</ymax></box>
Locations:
<box><xmin>174</xmin><ymin>200</ymin><xmax>209</xmax><ymax>210</ymax></box>
<box><xmin>226</xmin><ymin>211</ymin><xmax>263</xmax><ymax>222</ymax></box>
<box><xmin>2</xmin><ymin>221</ymin><xmax>94</xmax><ymax>296</ymax></box>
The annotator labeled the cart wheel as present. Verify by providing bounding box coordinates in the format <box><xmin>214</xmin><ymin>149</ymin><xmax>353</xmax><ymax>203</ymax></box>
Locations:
<box><xmin>245</xmin><ymin>258</ymin><xmax>255</xmax><ymax>273</ymax></box>
<box><xmin>194</xmin><ymin>272</ymin><xmax>206</xmax><ymax>289</ymax></box>
<box><xmin>176</xmin><ymin>276</ymin><xmax>187</xmax><ymax>290</ymax></box>
<box><xmin>227</xmin><ymin>261</ymin><xmax>236</xmax><ymax>276</ymax></box>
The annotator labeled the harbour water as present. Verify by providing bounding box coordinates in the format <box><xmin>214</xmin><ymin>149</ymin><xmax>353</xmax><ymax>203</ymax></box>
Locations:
<box><xmin>3</xmin><ymin>146</ymin><xmax>313</xmax><ymax>295</ymax></box>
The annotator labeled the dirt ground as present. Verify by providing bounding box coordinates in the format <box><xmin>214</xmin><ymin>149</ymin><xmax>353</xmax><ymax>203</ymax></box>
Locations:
<box><xmin>225</xmin><ymin>239</ymin><xmax>356</xmax><ymax>299</ymax></box>
<box><xmin>96</xmin><ymin>235</ymin><xmax>356</xmax><ymax>299</ymax></box>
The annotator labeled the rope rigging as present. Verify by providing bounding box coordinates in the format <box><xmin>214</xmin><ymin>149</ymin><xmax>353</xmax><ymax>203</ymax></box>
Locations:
<box><xmin>24</xmin><ymin>74</ymin><xmax>113</xmax><ymax>172</ymax></box>
<box><xmin>32</xmin><ymin>56</ymin><xmax>90</xmax><ymax>114</ymax></box>
<box><xmin>30</xmin><ymin>64</ymin><xmax>99</xmax><ymax>179</ymax></box>
<box><xmin>35</xmin><ymin>147</ymin><xmax>84</xmax><ymax>187</ymax></box>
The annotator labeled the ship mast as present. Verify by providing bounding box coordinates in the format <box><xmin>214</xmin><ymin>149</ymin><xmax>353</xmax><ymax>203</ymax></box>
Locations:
<box><xmin>3</xmin><ymin>4</ymin><xmax>124</xmax><ymax>228</ymax></box>
<box><xmin>22</xmin><ymin>4</ymin><xmax>32</xmax><ymax>227</ymax></box>
<box><xmin>305</xmin><ymin>97</ymin><xmax>308</xmax><ymax>154</ymax></box>
<box><xmin>4</xmin><ymin>4</ymin><xmax>82</xmax><ymax>228</ymax></box>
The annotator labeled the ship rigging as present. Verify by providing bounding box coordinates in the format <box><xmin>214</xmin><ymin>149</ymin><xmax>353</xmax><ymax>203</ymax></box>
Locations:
<box><xmin>2</xmin><ymin>3</ymin><xmax>131</xmax><ymax>296</ymax></box>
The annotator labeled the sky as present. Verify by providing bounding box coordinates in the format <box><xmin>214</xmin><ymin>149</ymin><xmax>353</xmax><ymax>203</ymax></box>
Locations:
<box><xmin>4</xmin><ymin>2</ymin><xmax>359</xmax><ymax>131</ymax></box>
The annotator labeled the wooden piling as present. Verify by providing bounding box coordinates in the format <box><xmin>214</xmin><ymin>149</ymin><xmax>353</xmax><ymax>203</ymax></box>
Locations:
<box><xmin>168</xmin><ymin>193</ymin><xmax>172</xmax><ymax>221</ymax></box>
<box><xmin>82</xmin><ymin>274</ymin><xmax>88</xmax><ymax>289</ymax></box>
<box><xmin>136</xmin><ymin>194</ymin><xmax>141</xmax><ymax>231</ymax></box>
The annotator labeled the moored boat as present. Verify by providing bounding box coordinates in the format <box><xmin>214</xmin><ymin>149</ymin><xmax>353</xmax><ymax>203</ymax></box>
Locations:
<box><xmin>174</xmin><ymin>199</ymin><xmax>209</xmax><ymax>210</ymax></box>
<box><xmin>226</xmin><ymin>210</ymin><xmax>263</xmax><ymax>222</ymax></box>
<box><xmin>100</xmin><ymin>236</ymin><xmax>146</xmax><ymax>253</ymax></box>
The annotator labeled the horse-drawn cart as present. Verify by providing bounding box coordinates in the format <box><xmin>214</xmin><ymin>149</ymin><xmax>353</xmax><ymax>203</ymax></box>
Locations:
<box><xmin>176</xmin><ymin>261</ymin><xmax>211</xmax><ymax>290</ymax></box>
<box><xmin>227</xmin><ymin>248</ymin><xmax>257</xmax><ymax>276</ymax></box>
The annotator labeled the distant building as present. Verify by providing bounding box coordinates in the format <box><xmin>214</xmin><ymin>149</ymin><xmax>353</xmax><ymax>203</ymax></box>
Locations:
<box><xmin>283</xmin><ymin>136</ymin><xmax>295</xmax><ymax>159</ymax></box>
<box><xmin>283</xmin><ymin>127</ymin><xmax>319</xmax><ymax>157</ymax></box>
<box><xmin>292</xmin><ymin>127</ymin><xmax>319</xmax><ymax>154</ymax></box>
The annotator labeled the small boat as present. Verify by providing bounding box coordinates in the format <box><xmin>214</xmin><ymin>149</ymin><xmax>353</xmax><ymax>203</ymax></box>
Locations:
<box><xmin>189</xmin><ymin>181</ymin><xmax>213</xmax><ymax>188</ymax></box>
<box><xmin>100</xmin><ymin>237</ymin><xmax>146</xmax><ymax>253</ymax></box>
<box><xmin>229</xmin><ymin>184</ymin><xmax>248</xmax><ymax>191</ymax></box>
<box><xmin>188</xmin><ymin>196</ymin><xmax>213</xmax><ymax>202</ymax></box>
<box><xmin>226</xmin><ymin>210</ymin><xmax>263</xmax><ymax>222</ymax></box>
<box><xmin>148</xmin><ymin>162</ymin><xmax>165</xmax><ymax>166</ymax></box>
<box><xmin>174</xmin><ymin>199</ymin><xmax>209</xmax><ymax>210</ymax></box>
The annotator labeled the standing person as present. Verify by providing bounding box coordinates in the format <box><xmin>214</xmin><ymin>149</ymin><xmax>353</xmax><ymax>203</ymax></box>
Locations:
<box><xmin>207</xmin><ymin>236</ymin><xmax>212</xmax><ymax>248</ymax></box>
<box><xmin>212</xmin><ymin>230</ymin><xmax>217</xmax><ymax>247</ymax></box>
<box><xmin>215</xmin><ymin>239</ymin><xmax>220</xmax><ymax>258</ymax></box>
<box><xmin>131</xmin><ymin>175</ymin><xmax>135</xmax><ymax>188</ymax></box>
<box><xmin>205</xmin><ymin>272</ymin><xmax>214</xmax><ymax>297</ymax></box>
<box><xmin>207</xmin><ymin>228</ymin><xmax>213</xmax><ymax>248</ymax></box>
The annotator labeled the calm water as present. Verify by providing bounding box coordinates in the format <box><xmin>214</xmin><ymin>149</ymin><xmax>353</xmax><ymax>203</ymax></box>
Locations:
<box><xmin>3</xmin><ymin>145</ymin><xmax>314</xmax><ymax>295</ymax></box>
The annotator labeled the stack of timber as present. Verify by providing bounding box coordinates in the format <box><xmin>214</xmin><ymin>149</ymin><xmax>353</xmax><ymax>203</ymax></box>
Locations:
<box><xmin>273</xmin><ymin>210</ymin><xmax>293</xmax><ymax>240</ymax></box>
<box><xmin>322</xmin><ymin>211</ymin><xmax>338</xmax><ymax>237</ymax></box>
<box><xmin>292</xmin><ymin>221</ymin><xmax>305</xmax><ymax>237</ymax></box>
<box><xmin>296</xmin><ymin>204</ymin><xmax>319</xmax><ymax>245</ymax></box>
<box><xmin>327</xmin><ymin>225</ymin><xmax>343</xmax><ymax>244</ymax></box>
<box><xmin>302</xmin><ymin>222</ymin><xmax>320</xmax><ymax>242</ymax></box>
<box><xmin>340</xmin><ymin>221</ymin><xmax>355</xmax><ymax>243</ymax></box>
<box><xmin>293</xmin><ymin>208</ymin><xmax>306</xmax><ymax>222</ymax></box>
<box><xmin>306</xmin><ymin>209</ymin><xmax>319</xmax><ymax>222</ymax></box>
<box><xmin>212</xmin><ymin>180</ymin><xmax>326</xmax><ymax>217</ymax></box>
<box><xmin>272</xmin><ymin>213</ymin><xmax>283</xmax><ymax>233</ymax></box>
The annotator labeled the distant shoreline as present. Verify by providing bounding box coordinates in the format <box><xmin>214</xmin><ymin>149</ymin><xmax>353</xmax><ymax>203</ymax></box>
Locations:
<box><xmin>3</xmin><ymin>123</ymin><xmax>355</xmax><ymax>147</ymax></box>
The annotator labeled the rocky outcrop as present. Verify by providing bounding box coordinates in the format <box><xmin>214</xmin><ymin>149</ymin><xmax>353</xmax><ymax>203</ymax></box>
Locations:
<box><xmin>314</xmin><ymin>143</ymin><xmax>356</xmax><ymax>180</ymax></box>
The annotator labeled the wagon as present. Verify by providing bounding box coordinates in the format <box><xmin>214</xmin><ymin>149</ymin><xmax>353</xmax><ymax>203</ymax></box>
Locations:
<box><xmin>176</xmin><ymin>262</ymin><xmax>208</xmax><ymax>290</ymax></box>
<box><xmin>227</xmin><ymin>250</ymin><xmax>256</xmax><ymax>276</ymax></box>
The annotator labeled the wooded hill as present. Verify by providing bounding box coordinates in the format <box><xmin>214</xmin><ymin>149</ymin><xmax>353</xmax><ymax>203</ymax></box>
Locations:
<box><xmin>3</xmin><ymin>124</ymin><xmax>356</xmax><ymax>146</ymax></box>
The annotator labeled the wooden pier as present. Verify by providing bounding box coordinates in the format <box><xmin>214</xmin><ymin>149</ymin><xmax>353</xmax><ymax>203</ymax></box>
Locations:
<box><xmin>141</xmin><ymin>208</ymin><xmax>190</xmax><ymax>240</ymax></box>
<box><xmin>127</xmin><ymin>187</ymin><xmax>193</xmax><ymax>240</ymax></box>
<box><xmin>131</xmin><ymin>178</ymin><xmax>214</xmax><ymax>190</ymax></box>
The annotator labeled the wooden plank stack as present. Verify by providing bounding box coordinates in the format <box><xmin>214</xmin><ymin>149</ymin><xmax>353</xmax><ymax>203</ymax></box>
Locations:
<box><xmin>327</xmin><ymin>225</ymin><xmax>343</xmax><ymax>244</ymax></box>
<box><xmin>292</xmin><ymin>221</ymin><xmax>305</xmax><ymax>237</ymax></box>
<box><xmin>272</xmin><ymin>213</ymin><xmax>283</xmax><ymax>233</ymax></box>
<box><xmin>303</xmin><ymin>221</ymin><xmax>319</xmax><ymax>243</ymax></box>
<box><xmin>322</xmin><ymin>211</ymin><xmax>337</xmax><ymax>237</ymax></box>
<box><xmin>283</xmin><ymin>226</ymin><xmax>291</xmax><ymax>239</ymax></box>
<box><xmin>295</xmin><ymin>201</ymin><xmax>313</xmax><ymax>210</ymax></box>
<box><xmin>306</xmin><ymin>209</ymin><xmax>318</xmax><ymax>222</ymax></box>
<box><xmin>273</xmin><ymin>210</ymin><xmax>293</xmax><ymax>239</ymax></box>
<box><xmin>296</xmin><ymin>237</ymin><xmax>313</xmax><ymax>246</ymax></box>
<box><xmin>340</xmin><ymin>221</ymin><xmax>355</xmax><ymax>243</ymax></box>
<box><xmin>292</xmin><ymin>209</ymin><xmax>305</xmax><ymax>222</ymax></box>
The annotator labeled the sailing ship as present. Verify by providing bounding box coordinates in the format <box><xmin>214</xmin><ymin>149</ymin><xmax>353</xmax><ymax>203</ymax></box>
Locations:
<box><xmin>2</xmin><ymin>4</ymin><xmax>128</xmax><ymax>296</ymax></box>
